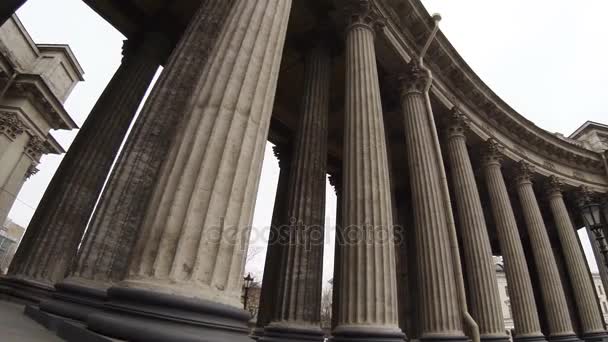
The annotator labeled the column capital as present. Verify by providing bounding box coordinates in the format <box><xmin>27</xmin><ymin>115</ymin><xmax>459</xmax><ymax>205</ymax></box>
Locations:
<box><xmin>515</xmin><ymin>160</ymin><xmax>535</xmax><ymax>185</ymax></box>
<box><xmin>445</xmin><ymin>107</ymin><xmax>470</xmax><ymax>140</ymax></box>
<box><xmin>328</xmin><ymin>170</ymin><xmax>342</xmax><ymax>195</ymax></box>
<box><xmin>273</xmin><ymin>144</ymin><xmax>292</xmax><ymax>169</ymax></box>
<box><xmin>399</xmin><ymin>61</ymin><xmax>431</xmax><ymax>96</ymax></box>
<box><xmin>345</xmin><ymin>0</ymin><xmax>386</xmax><ymax>34</ymax></box>
<box><xmin>545</xmin><ymin>176</ymin><xmax>564</xmax><ymax>198</ymax></box>
<box><xmin>24</xmin><ymin>164</ymin><xmax>39</xmax><ymax>180</ymax></box>
<box><xmin>481</xmin><ymin>138</ymin><xmax>504</xmax><ymax>167</ymax></box>
<box><xmin>576</xmin><ymin>185</ymin><xmax>598</xmax><ymax>208</ymax></box>
<box><xmin>0</xmin><ymin>111</ymin><xmax>25</xmax><ymax>140</ymax></box>
<box><xmin>24</xmin><ymin>136</ymin><xmax>47</xmax><ymax>161</ymax></box>
<box><xmin>122</xmin><ymin>31</ymin><xmax>172</xmax><ymax>63</ymax></box>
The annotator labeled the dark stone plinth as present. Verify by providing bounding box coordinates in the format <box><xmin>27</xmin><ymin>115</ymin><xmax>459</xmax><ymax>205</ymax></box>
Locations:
<box><xmin>331</xmin><ymin>326</ymin><xmax>406</xmax><ymax>342</ymax></box>
<box><xmin>0</xmin><ymin>276</ymin><xmax>53</xmax><ymax>304</ymax></box>
<box><xmin>514</xmin><ymin>334</ymin><xmax>549</xmax><ymax>342</ymax></box>
<box><xmin>251</xmin><ymin>327</ymin><xmax>265</xmax><ymax>340</ymax></box>
<box><xmin>418</xmin><ymin>334</ymin><xmax>471</xmax><ymax>342</ymax></box>
<box><xmin>481</xmin><ymin>333</ymin><xmax>513</xmax><ymax>342</ymax></box>
<box><xmin>582</xmin><ymin>332</ymin><xmax>608</xmax><ymax>342</ymax></box>
<box><xmin>86</xmin><ymin>286</ymin><xmax>253</xmax><ymax>342</ymax></box>
<box><xmin>261</xmin><ymin>324</ymin><xmax>325</xmax><ymax>342</ymax></box>
<box><xmin>548</xmin><ymin>334</ymin><xmax>583</xmax><ymax>342</ymax></box>
<box><xmin>40</xmin><ymin>281</ymin><xmax>107</xmax><ymax>321</ymax></box>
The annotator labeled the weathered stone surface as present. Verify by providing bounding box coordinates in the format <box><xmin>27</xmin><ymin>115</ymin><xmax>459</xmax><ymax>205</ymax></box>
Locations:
<box><xmin>65</xmin><ymin>0</ymin><xmax>235</xmax><ymax>290</ymax></box>
<box><xmin>8</xmin><ymin>32</ymin><xmax>168</xmax><ymax>286</ymax></box>
<box><xmin>481</xmin><ymin>140</ymin><xmax>545</xmax><ymax>342</ymax></box>
<box><xmin>515</xmin><ymin>161</ymin><xmax>579</xmax><ymax>342</ymax></box>
<box><xmin>445</xmin><ymin>111</ymin><xmax>507</xmax><ymax>342</ymax></box>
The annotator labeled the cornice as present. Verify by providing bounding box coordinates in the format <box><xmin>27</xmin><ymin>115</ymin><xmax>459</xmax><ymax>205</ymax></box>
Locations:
<box><xmin>375</xmin><ymin>0</ymin><xmax>605</xmax><ymax>179</ymax></box>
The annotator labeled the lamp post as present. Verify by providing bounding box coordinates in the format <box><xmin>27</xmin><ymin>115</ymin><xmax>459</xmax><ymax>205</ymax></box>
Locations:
<box><xmin>579</xmin><ymin>190</ymin><xmax>608</xmax><ymax>267</ymax></box>
<box><xmin>243</xmin><ymin>273</ymin><xmax>254</xmax><ymax>310</ymax></box>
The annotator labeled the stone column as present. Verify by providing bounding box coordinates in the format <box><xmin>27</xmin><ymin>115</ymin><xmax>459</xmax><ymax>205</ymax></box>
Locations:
<box><xmin>400</xmin><ymin>63</ymin><xmax>466</xmax><ymax>341</ymax></box>
<box><xmin>515</xmin><ymin>161</ymin><xmax>580</xmax><ymax>342</ymax></box>
<box><xmin>481</xmin><ymin>140</ymin><xmax>545</xmax><ymax>342</ymax></box>
<box><xmin>329</xmin><ymin>170</ymin><xmax>342</xmax><ymax>331</ymax></box>
<box><xmin>253</xmin><ymin>145</ymin><xmax>291</xmax><ymax>339</ymax></box>
<box><xmin>36</xmin><ymin>0</ymin><xmax>235</xmax><ymax>322</ymax></box>
<box><xmin>445</xmin><ymin>110</ymin><xmax>508</xmax><ymax>342</ymax></box>
<box><xmin>86</xmin><ymin>1</ymin><xmax>293</xmax><ymax>341</ymax></box>
<box><xmin>332</xmin><ymin>2</ymin><xmax>403</xmax><ymax>341</ymax></box>
<box><xmin>0</xmin><ymin>0</ymin><xmax>25</xmax><ymax>26</ymax></box>
<box><xmin>7</xmin><ymin>32</ymin><xmax>169</xmax><ymax>289</ymax></box>
<box><xmin>263</xmin><ymin>42</ymin><xmax>330</xmax><ymax>342</ymax></box>
<box><xmin>547</xmin><ymin>177</ymin><xmax>608</xmax><ymax>342</ymax></box>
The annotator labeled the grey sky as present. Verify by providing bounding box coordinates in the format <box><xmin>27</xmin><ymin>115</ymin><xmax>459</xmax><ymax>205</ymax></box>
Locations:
<box><xmin>7</xmin><ymin>0</ymin><xmax>606</xmax><ymax>285</ymax></box>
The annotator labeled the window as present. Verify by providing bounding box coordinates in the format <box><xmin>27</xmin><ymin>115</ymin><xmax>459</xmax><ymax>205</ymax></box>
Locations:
<box><xmin>603</xmin><ymin>302</ymin><xmax>608</xmax><ymax>314</ymax></box>
<box><xmin>599</xmin><ymin>285</ymin><xmax>604</xmax><ymax>296</ymax></box>
<box><xmin>505</xmin><ymin>300</ymin><xmax>511</xmax><ymax>318</ymax></box>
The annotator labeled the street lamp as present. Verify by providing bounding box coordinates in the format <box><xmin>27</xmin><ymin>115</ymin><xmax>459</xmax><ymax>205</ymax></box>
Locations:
<box><xmin>580</xmin><ymin>198</ymin><xmax>608</xmax><ymax>267</ymax></box>
<box><xmin>243</xmin><ymin>273</ymin><xmax>254</xmax><ymax>310</ymax></box>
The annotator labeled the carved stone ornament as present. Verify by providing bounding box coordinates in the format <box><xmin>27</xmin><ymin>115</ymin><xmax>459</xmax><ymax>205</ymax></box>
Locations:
<box><xmin>345</xmin><ymin>0</ymin><xmax>386</xmax><ymax>33</ymax></box>
<box><xmin>445</xmin><ymin>106</ymin><xmax>470</xmax><ymax>139</ymax></box>
<box><xmin>24</xmin><ymin>164</ymin><xmax>39</xmax><ymax>180</ymax></box>
<box><xmin>545</xmin><ymin>175</ymin><xmax>564</xmax><ymax>197</ymax></box>
<box><xmin>328</xmin><ymin>170</ymin><xmax>342</xmax><ymax>194</ymax></box>
<box><xmin>576</xmin><ymin>185</ymin><xmax>597</xmax><ymax>208</ymax></box>
<box><xmin>399</xmin><ymin>61</ymin><xmax>430</xmax><ymax>96</ymax></box>
<box><xmin>0</xmin><ymin>111</ymin><xmax>25</xmax><ymax>140</ymax></box>
<box><xmin>273</xmin><ymin>144</ymin><xmax>291</xmax><ymax>169</ymax></box>
<box><xmin>515</xmin><ymin>160</ymin><xmax>535</xmax><ymax>184</ymax></box>
<box><xmin>25</xmin><ymin>136</ymin><xmax>46</xmax><ymax>161</ymax></box>
<box><xmin>481</xmin><ymin>138</ymin><xmax>503</xmax><ymax>166</ymax></box>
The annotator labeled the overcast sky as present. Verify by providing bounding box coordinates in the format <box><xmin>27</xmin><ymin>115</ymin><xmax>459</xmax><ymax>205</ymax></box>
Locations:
<box><xmin>7</xmin><ymin>0</ymin><xmax>607</xmax><ymax>285</ymax></box>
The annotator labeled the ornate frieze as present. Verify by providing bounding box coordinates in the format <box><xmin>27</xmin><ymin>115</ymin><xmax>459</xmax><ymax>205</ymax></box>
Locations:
<box><xmin>0</xmin><ymin>111</ymin><xmax>25</xmax><ymax>140</ymax></box>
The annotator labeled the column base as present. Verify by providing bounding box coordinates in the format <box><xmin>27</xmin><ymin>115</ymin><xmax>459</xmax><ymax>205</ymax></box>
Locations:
<box><xmin>0</xmin><ymin>275</ymin><xmax>54</xmax><ymax>304</ymax></box>
<box><xmin>420</xmin><ymin>334</ymin><xmax>470</xmax><ymax>342</ymax></box>
<box><xmin>548</xmin><ymin>334</ymin><xmax>582</xmax><ymax>342</ymax></box>
<box><xmin>582</xmin><ymin>331</ymin><xmax>608</xmax><ymax>342</ymax></box>
<box><xmin>514</xmin><ymin>333</ymin><xmax>547</xmax><ymax>342</ymax></box>
<box><xmin>481</xmin><ymin>333</ymin><xmax>512</xmax><ymax>342</ymax></box>
<box><xmin>86</xmin><ymin>286</ymin><xmax>252</xmax><ymax>342</ymax></box>
<box><xmin>331</xmin><ymin>325</ymin><xmax>406</xmax><ymax>342</ymax></box>
<box><xmin>39</xmin><ymin>281</ymin><xmax>107</xmax><ymax>321</ymax></box>
<box><xmin>251</xmin><ymin>326</ymin><xmax>265</xmax><ymax>339</ymax></box>
<box><xmin>261</xmin><ymin>323</ymin><xmax>325</xmax><ymax>342</ymax></box>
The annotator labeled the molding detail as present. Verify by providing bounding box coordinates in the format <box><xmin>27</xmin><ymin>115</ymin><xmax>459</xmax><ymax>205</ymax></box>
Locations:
<box><xmin>0</xmin><ymin>111</ymin><xmax>25</xmax><ymax>140</ymax></box>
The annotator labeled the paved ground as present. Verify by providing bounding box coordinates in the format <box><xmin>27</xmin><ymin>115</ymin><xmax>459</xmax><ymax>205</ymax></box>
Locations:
<box><xmin>0</xmin><ymin>300</ymin><xmax>63</xmax><ymax>342</ymax></box>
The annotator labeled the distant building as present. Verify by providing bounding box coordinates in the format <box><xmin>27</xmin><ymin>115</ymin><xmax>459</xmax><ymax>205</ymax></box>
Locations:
<box><xmin>0</xmin><ymin>14</ymin><xmax>83</xmax><ymax>225</ymax></box>
<box><xmin>0</xmin><ymin>219</ymin><xmax>24</xmax><ymax>273</ymax></box>
<box><xmin>592</xmin><ymin>273</ymin><xmax>608</xmax><ymax>323</ymax></box>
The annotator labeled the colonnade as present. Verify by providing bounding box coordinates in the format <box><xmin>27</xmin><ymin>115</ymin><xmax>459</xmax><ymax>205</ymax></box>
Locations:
<box><xmin>1</xmin><ymin>1</ymin><xmax>608</xmax><ymax>342</ymax></box>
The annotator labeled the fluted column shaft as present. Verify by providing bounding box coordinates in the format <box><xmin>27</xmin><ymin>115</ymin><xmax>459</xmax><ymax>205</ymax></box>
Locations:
<box><xmin>333</xmin><ymin>2</ymin><xmax>402</xmax><ymax>340</ymax></box>
<box><xmin>264</xmin><ymin>44</ymin><xmax>329</xmax><ymax>340</ymax></box>
<box><xmin>64</xmin><ymin>0</ymin><xmax>235</xmax><ymax>290</ymax></box>
<box><xmin>0</xmin><ymin>0</ymin><xmax>25</xmax><ymax>26</ymax></box>
<box><xmin>255</xmin><ymin>146</ymin><xmax>291</xmax><ymax>333</ymax></box>
<box><xmin>547</xmin><ymin>179</ymin><xmax>607</xmax><ymax>340</ymax></box>
<box><xmin>124</xmin><ymin>0</ymin><xmax>292</xmax><ymax>308</ymax></box>
<box><xmin>445</xmin><ymin>113</ymin><xmax>507</xmax><ymax>341</ymax></box>
<box><xmin>400</xmin><ymin>64</ymin><xmax>464</xmax><ymax>340</ymax></box>
<box><xmin>515</xmin><ymin>162</ymin><xmax>578</xmax><ymax>340</ymax></box>
<box><xmin>8</xmin><ymin>33</ymin><xmax>168</xmax><ymax>286</ymax></box>
<box><xmin>481</xmin><ymin>141</ymin><xmax>544</xmax><ymax>341</ymax></box>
